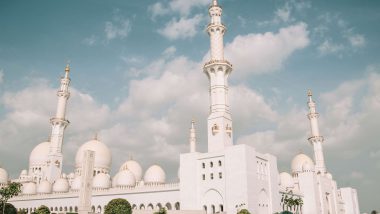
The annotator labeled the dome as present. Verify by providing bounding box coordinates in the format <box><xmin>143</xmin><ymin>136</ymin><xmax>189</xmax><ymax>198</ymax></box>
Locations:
<box><xmin>20</xmin><ymin>169</ymin><xmax>28</xmax><ymax>176</ymax></box>
<box><xmin>0</xmin><ymin>167</ymin><xmax>8</xmax><ymax>184</ymax></box>
<box><xmin>291</xmin><ymin>153</ymin><xmax>314</xmax><ymax>174</ymax></box>
<box><xmin>37</xmin><ymin>180</ymin><xmax>52</xmax><ymax>194</ymax></box>
<box><xmin>71</xmin><ymin>176</ymin><xmax>81</xmax><ymax>190</ymax></box>
<box><xmin>75</xmin><ymin>139</ymin><xmax>112</xmax><ymax>172</ymax></box>
<box><xmin>279</xmin><ymin>172</ymin><xmax>294</xmax><ymax>188</ymax></box>
<box><xmin>115</xmin><ymin>170</ymin><xmax>136</xmax><ymax>187</ymax></box>
<box><xmin>119</xmin><ymin>160</ymin><xmax>143</xmax><ymax>181</ymax></box>
<box><xmin>22</xmin><ymin>182</ymin><xmax>37</xmax><ymax>195</ymax></box>
<box><xmin>29</xmin><ymin>141</ymin><xmax>50</xmax><ymax>167</ymax></box>
<box><xmin>93</xmin><ymin>173</ymin><xmax>111</xmax><ymax>189</ymax></box>
<box><xmin>302</xmin><ymin>162</ymin><xmax>314</xmax><ymax>172</ymax></box>
<box><xmin>144</xmin><ymin>165</ymin><xmax>166</xmax><ymax>184</ymax></box>
<box><xmin>326</xmin><ymin>173</ymin><xmax>333</xmax><ymax>179</ymax></box>
<box><xmin>52</xmin><ymin>178</ymin><xmax>69</xmax><ymax>193</ymax></box>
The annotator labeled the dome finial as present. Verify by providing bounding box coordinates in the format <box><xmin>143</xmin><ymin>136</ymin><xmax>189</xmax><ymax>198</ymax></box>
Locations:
<box><xmin>64</xmin><ymin>60</ymin><xmax>70</xmax><ymax>78</ymax></box>
<box><xmin>212</xmin><ymin>0</ymin><xmax>218</xmax><ymax>6</ymax></box>
<box><xmin>307</xmin><ymin>89</ymin><xmax>312</xmax><ymax>97</ymax></box>
<box><xmin>94</xmin><ymin>132</ymin><xmax>99</xmax><ymax>141</ymax></box>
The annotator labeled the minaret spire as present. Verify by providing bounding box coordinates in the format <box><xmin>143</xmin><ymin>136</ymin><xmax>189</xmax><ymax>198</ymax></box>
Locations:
<box><xmin>307</xmin><ymin>90</ymin><xmax>326</xmax><ymax>174</ymax></box>
<box><xmin>46</xmin><ymin>64</ymin><xmax>71</xmax><ymax>182</ymax></box>
<box><xmin>189</xmin><ymin>120</ymin><xmax>197</xmax><ymax>153</ymax></box>
<box><xmin>204</xmin><ymin>0</ymin><xmax>233</xmax><ymax>152</ymax></box>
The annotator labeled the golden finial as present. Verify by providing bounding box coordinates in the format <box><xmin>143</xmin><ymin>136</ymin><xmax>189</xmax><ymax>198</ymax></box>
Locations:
<box><xmin>65</xmin><ymin>60</ymin><xmax>70</xmax><ymax>72</ymax></box>
<box><xmin>94</xmin><ymin>132</ymin><xmax>98</xmax><ymax>141</ymax></box>
<box><xmin>307</xmin><ymin>89</ymin><xmax>313</xmax><ymax>97</ymax></box>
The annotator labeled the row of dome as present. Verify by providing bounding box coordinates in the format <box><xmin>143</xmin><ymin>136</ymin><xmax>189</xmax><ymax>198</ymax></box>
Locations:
<box><xmin>22</xmin><ymin>164</ymin><xmax>166</xmax><ymax>195</ymax></box>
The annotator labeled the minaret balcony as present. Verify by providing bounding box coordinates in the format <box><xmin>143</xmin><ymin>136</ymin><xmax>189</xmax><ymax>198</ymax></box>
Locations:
<box><xmin>50</xmin><ymin>117</ymin><xmax>70</xmax><ymax>126</ymax></box>
<box><xmin>204</xmin><ymin>59</ymin><xmax>232</xmax><ymax>68</ymax></box>
<box><xmin>308</xmin><ymin>135</ymin><xmax>324</xmax><ymax>143</ymax></box>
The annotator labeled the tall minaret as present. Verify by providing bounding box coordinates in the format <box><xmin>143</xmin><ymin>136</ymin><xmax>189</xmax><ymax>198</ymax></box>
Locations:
<box><xmin>204</xmin><ymin>0</ymin><xmax>233</xmax><ymax>152</ymax></box>
<box><xmin>189</xmin><ymin>120</ymin><xmax>197</xmax><ymax>153</ymax></box>
<box><xmin>46</xmin><ymin>64</ymin><xmax>71</xmax><ymax>182</ymax></box>
<box><xmin>307</xmin><ymin>90</ymin><xmax>326</xmax><ymax>174</ymax></box>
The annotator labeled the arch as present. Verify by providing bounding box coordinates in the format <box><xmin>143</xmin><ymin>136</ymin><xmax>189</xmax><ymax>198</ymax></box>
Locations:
<box><xmin>59</xmin><ymin>207</ymin><xmax>62</xmax><ymax>212</ymax></box>
<box><xmin>175</xmin><ymin>202</ymin><xmax>180</xmax><ymax>210</ymax></box>
<box><xmin>156</xmin><ymin>203</ymin><xmax>162</xmax><ymax>209</ymax></box>
<box><xmin>91</xmin><ymin>206</ymin><xmax>95</xmax><ymax>213</ymax></box>
<box><xmin>218</xmin><ymin>160</ymin><xmax>222</xmax><ymax>166</ymax></box>
<box><xmin>75</xmin><ymin>206</ymin><xmax>78</xmax><ymax>212</ymax></box>
<box><xmin>139</xmin><ymin>204</ymin><xmax>145</xmax><ymax>210</ymax></box>
<box><xmin>211</xmin><ymin>205</ymin><xmax>215</xmax><ymax>214</ymax></box>
<box><xmin>203</xmin><ymin>205</ymin><xmax>207</xmax><ymax>212</ymax></box>
<box><xmin>97</xmin><ymin>205</ymin><xmax>102</xmax><ymax>213</ymax></box>
<box><xmin>69</xmin><ymin>207</ymin><xmax>73</xmax><ymax>212</ymax></box>
<box><xmin>50</xmin><ymin>207</ymin><xmax>53</xmax><ymax>211</ymax></box>
<box><xmin>132</xmin><ymin>204</ymin><xmax>137</xmax><ymax>210</ymax></box>
<box><xmin>54</xmin><ymin>207</ymin><xmax>58</xmax><ymax>211</ymax></box>
<box><xmin>147</xmin><ymin>203</ymin><xmax>154</xmax><ymax>210</ymax></box>
<box><xmin>219</xmin><ymin>204</ymin><xmax>224</xmax><ymax>212</ymax></box>
<box><xmin>165</xmin><ymin>203</ymin><xmax>172</xmax><ymax>210</ymax></box>
<box><xmin>64</xmin><ymin>207</ymin><xmax>67</xmax><ymax>211</ymax></box>
<box><xmin>202</xmin><ymin>189</ymin><xmax>224</xmax><ymax>213</ymax></box>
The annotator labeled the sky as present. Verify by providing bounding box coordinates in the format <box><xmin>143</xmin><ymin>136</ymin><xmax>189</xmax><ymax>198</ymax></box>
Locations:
<box><xmin>0</xmin><ymin>0</ymin><xmax>379</xmax><ymax>212</ymax></box>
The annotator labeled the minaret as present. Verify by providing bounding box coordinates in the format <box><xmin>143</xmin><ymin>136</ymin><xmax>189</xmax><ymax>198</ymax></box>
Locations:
<box><xmin>46</xmin><ymin>64</ymin><xmax>71</xmax><ymax>182</ymax></box>
<box><xmin>204</xmin><ymin>0</ymin><xmax>233</xmax><ymax>152</ymax></box>
<box><xmin>307</xmin><ymin>90</ymin><xmax>326</xmax><ymax>174</ymax></box>
<box><xmin>189</xmin><ymin>120</ymin><xmax>197</xmax><ymax>153</ymax></box>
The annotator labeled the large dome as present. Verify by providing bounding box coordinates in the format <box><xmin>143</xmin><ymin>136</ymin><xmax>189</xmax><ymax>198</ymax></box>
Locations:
<box><xmin>119</xmin><ymin>160</ymin><xmax>143</xmax><ymax>181</ymax></box>
<box><xmin>291</xmin><ymin>153</ymin><xmax>314</xmax><ymax>174</ymax></box>
<box><xmin>115</xmin><ymin>170</ymin><xmax>136</xmax><ymax>187</ymax></box>
<box><xmin>22</xmin><ymin>182</ymin><xmax>37</xmax><ymax>195</ymax></box>
<box><xmin>75</xmin><ymin>139</ymin><xmax>112</xmax><ymax>172</ymax></box>
<box><xmin>29</xmin><ymin>141</ymin><xmax>50</xmax><ymax>167</ymax></box>
<box><xmin>279</xmin><ymin>172</ymin><xmax>294</xmax><ymax>188</ymax></box>
<box><xmin>37</xmin><ymin>180</ymin><xmax>52</xmax><ymax>194</ymax></box>
<box><xmin>0</xmin><ymin>167</ymin><xmax>8</xmax><ymax>184</ymax></box>
<box><xmin>144</xmin><ymin>165</ymin><xmax>166</xmax><ymax>184</ymax></box>
<box><xmin>93</xmin><ymin>173</ymin><xmax>111</xmax><ymax>189</ymax></box>
<box><xmin>52</xmin><ymin>178</ymin><xmax>69</xmax><ymax>193</ymax></box>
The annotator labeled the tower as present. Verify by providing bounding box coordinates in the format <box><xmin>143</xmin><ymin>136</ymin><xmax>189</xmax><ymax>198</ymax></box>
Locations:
<box><xmin>307</xmin><ymin>90</ymin><xmax>326</xmax><ymax>174</ymax></box>
<box><xmin>46</xmin><ymin>64</ymin><xmax>71</xmax><ymax>182</ymax></box>
<box><xmin>189</xmin><ymin>120</ymin><xmax>197</xmax><ymax>153</ymax></box>
<box><xmin>204</xmin><ymin>0</ymin><xmax>233</xmax><ymax>152</ymax></box>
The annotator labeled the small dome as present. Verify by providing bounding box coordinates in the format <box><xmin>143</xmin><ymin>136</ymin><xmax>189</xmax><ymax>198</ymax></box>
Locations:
<box><xmin>22</xmin><ymin>182</ymin><xmax>37</xmax><ymax>195</ymax></box>
<box><xmin>37</xmin><ymin>180</ymin><xmax>52</xmax><ymax>194</ymax></box>
<box><xmin>115</xmin><ymin>170</ymin><xmax>136</xmax><ymax>187</ymax></box>
<box><xmin>326</xmin><ymin>173</ymin><xmax>333</xmax><ymax>179</ymax></box>
<box><xmin>29</xmin><ymin>142</ymin><xmax>50</xmax><ymax>167</ymax></box>
<box><xmin>68</xmin><ymin>172</ymin><xmax>75</xmax><ymax>179</ymax></box>
<box><xmin>119</xmin><ymin>160</ymin><xmax>143</xmax><ymax>181</ymax></box>
<box><xmin>71</xmin><ymin>176</ymin><xmax>81</xmax><ymax>190</ymax></box>
<box><xmin>291</xmin><ymin>153</ymin><xmax>314</xmax><ymax>174</ymax></box>
<box><xmin>144</xmin><ymin>165</ymin><xmax>166</xmax><ymax>184</ymax></box>
<box><xmin>0</xmin><ymin>167</ymin><xmax>8</xmax><ymax>184</ymax></box>
<box><xmin>52</xmin><ymin>178</ymin><xmax>69</xmax><ymax>193</ymax></box>
<box><xmin>75</xmin><ymin>139</ymin><xmax>112</xmax><ymax>172</ymax></box>
<box><xmin>93</xmin><ymin>173</ymin><xmax>111</xmax><ymax>189</ymax></box>
<box><xmin>279</xmin><ymin>172</ymin><xmax>294</xmax><ymax>188</ymax></box>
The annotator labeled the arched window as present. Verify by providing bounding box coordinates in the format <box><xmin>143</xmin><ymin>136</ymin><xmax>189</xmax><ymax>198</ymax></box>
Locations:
<box><xmin>202</xmin><ymin>163</ymin><xmax>205</xmax><ymax>168</ymax></box>
<box><xmin>220</xmin><ymin>204</ymin><xmax>224</xmax><ymax>212</ymax></box>
<box><xmin>147</xmin><ymin>204</ymin><xmax>154</xmax><ymax>210</ymax></box>
<box><xmin>211</xmin><ymin>173</ymin><xmax>214</xmax><ymax>180</ymax></box>
<box><xmin>91</xmin><ymin>206</ymin><xmax>95</xmax><ymax>213</ymax></box>
<box><xmin>75</xmin><ymin>206</ymin><xmax>78</xmax><ymax>212</ymax></box>
<box><xmin>64</xmin><ymin>207</ymin><xmax>67</xmax><ymax>211</ymax></box>
<box><xmin>165</xmin><ymin>203</ymin><xmax>172</xmax><ymax>210</ymax></box>
<box><xmin>156</xmin><ymin>203</ymin><xmax>162</xmax><ymax>209</ymax></box>
<box><xmin>211</xmin><ymin>205</ymin><xmax>215</xmax><ymax>214</ymax></box>
<box><xmin>175</xmin><ymin>202</ymin><xmax>180</xmax><ymax>210</ymax></box>
<box><xmin>218</xmin><ymin>160</ymin><xmax>222</xmax><ymax>166</ymax></box>
<box><xmin>219</xmin><ymin>172</ymin><xmax>222</xmax><ymax>179</ymax></box>
<box><xmin>69</xmin><ymin>207</ymin><xmax>73</xmax><ymax>212</ymax></box>
<box><xmin>132</xmin><ymin>204</ymin><xmax>137</xmax><ymax>210</ymax></box>
<box><xmin>54</xmin><ymin>207</ymin><xmax>58</xmax><ymax>211</ymax></box>
<box><xmin>210</xmin><ymin>162</ymin><xmax>213</xmax><ymax>168</ymax></box>
<box><xmin>97</xmin><ymin>205</ymin><xmax>102</xmax><ymax>213</ymax></box>
<box><xmin>59</xmin><ymin>207</ymin><xmax>62</xmax><ymax>212</ymax></box>
<box><xmin>139</xmin><ymin>204</ymin><xmax>145</xmax><ymax>210</ymax></box>
<box><xmin>203</xmin><ymin>205</ymin><xmax>207</xmax><ymax>212</ymax></box>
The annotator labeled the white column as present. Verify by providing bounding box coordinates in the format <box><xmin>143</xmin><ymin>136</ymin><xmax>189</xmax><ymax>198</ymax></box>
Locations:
<box><xmin>78</xmin><ymin>150</ymin><xmax>95</xmax><ymax>214</ymax></box>
<box><xmin>204</xmin><ymin>0</ymin><xmax>233</xmax><ymax>152</ymax></box>
<box><xmin>46</xmin><ymin>64</ymin><xmax>71</xmax><ymax>182</ymax></box>
<box><xmin>307</xmin><ymin>90</ymin><xmax>326</xmax><ymax>174</ymax></box>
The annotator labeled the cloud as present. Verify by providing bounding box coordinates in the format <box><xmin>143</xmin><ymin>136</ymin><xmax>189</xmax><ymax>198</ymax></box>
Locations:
<box><xmin>317</xmin><ymin>40</ymin><xmax>344</xmax><ymax>55</ymax></box>
<box><xmin>105</xmin><ymin>19</ymin><xmax>131</xmax><ymax>41</ymax></box>
<box><xmin>223</xmin><ymin>23</ymin><xmax>309</xmax><ymax>78</ymax></box>
<box><xmin>168</xmin><ymin>0</ymin><xmax>209</xmax><ymax>17</ymax></box>
<box><xmin>347</xmin><ymin>34</ymin><xmax>366</xmax><ymax>48</ymax></box>
<box><xmin>82</xmin><ymin>35</ymin><xmax>97</xmax><ymax>46</ymax></box>
<box><xmin>158</xmin><ymin>14</ymin><xmax>205</xmax><ymax>40</ymax></box>
<box><xmin>148</xmin><ymin>2</ymin><xmax>170</xmax><ymax>20</ymax></box>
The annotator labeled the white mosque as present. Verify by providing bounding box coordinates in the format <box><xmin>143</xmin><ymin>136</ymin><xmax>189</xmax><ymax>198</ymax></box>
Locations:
<box><xmin>0</xmin><ymin>0</ymin><xmax>361</xmax><ymax>214</ymax></box>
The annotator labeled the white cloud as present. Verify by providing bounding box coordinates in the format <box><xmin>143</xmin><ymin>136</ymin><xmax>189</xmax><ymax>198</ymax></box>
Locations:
<box><xmin>148</xmin><ymin>2</ymin><xmax>170</xmax><ymax>20</ymax></box>
<box><xmin>169</xmin><ymin>0</ymin><xmax>209</xmax><ymax>16</ymax></box>
<box><xmin>105</xmin><ymin>19</ymin><xmax>131</xmax><ymax>41</ymax></box>
<box><xmin>82</xmin><ymin>35</ymin><xmax>97</xmax><ymax>46</ymax></box>
<box><xmin>158</xmin><ymin>14</ymin><xmax>205</xmax><ymax>40</ymax></box>
<box><xmin>317</xmin><ymin>40</ymin><xmax>344</xmax><ymax>55</ymax></box>
<box><xmin>347</xmin><ymin>34</ymin><xmax>366</xmax><ymax>48</ymax></box>
<box><xmin>223</xmin><ymin>23</ymin><xmax>309</xmax><ymax>78</ymax></box>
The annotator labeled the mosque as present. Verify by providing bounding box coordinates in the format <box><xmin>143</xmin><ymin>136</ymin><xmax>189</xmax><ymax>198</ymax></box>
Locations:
<box><xmin>0</xmin><ymin>0</ymin><xmax>361</xmax><ymax>213</ymax></box>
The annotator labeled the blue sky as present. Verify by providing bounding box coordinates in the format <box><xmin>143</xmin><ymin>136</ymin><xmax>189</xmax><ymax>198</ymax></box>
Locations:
<box><xmin>0</xmin><ymin>0</ymin><xmax>379</xmax><ymax>212</ymax></box>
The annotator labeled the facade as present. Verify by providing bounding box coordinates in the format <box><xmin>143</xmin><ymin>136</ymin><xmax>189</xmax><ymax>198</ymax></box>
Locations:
<box><xmin>0</xmin><ymin>0</ymin><xmax>361</xmax><ymax>214</ymax></box>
